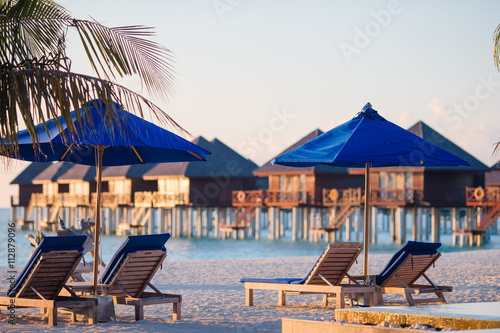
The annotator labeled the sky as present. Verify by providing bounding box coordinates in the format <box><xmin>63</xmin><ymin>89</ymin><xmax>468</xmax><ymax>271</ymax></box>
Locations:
<box><xmin>2</xmin><ymin>0</ymin><xmax>500</xmax><ymax>207</ymax></box>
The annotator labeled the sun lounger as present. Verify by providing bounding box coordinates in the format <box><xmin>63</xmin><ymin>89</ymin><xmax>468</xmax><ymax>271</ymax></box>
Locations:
<box><xmin>0</xmin><ymin>236</ymin><xmax>97</xmax><ymax>326</ymax></box>
<box><xmin>240</xmin><ymin>242</ymin><xmax>378</xmax><ymax>309</ymax></box>
<box><xmin>68</xmin><ymin>233</ymin><xmax>181</xmax><ymax>321</ymax></box>
<box><xmin>361</xmin><ymin>241</ymin><xmax>452</xmax><ymax>306</ymax></box>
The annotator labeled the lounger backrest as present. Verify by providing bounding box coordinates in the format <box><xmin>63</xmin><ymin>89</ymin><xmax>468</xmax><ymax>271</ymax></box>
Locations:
<box><xmin>8</xmin><ymin>235</ymin><xmax>87</xmax><ymax>298</ymax></box>
<box><xmin>303</xmin><ymin>242</ymin><xmax>362</xmax><ymax>286</ymax></box>
<box><xmin>100</xmin><ymin>233</ymin><xmax>170</xmax><ymax>284</ymax></box>
<box><xmin>380</xmin><ymin>253</ymin><xmax>441</xmax><ymax>288</ymax></box>
<box><xmin>99</xmin><ymin>233</ymin><xmax>170</xmax><ymax>298</ymax></box>
<box><xmin>105</xmin><ymin>249</ymin><xmax>166</xmax><ymax>298</ymax></box>
<box><xmin>375</xmin><ymin>241</ymin><xmax>441</xmax><ymax>286</ymax></box>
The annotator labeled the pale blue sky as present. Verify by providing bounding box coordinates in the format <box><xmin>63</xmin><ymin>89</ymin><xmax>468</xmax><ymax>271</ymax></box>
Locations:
<box><xmin>2</xmin><ymin>0</ymin><xmax>500</xmax><ymax>207</ymax></box>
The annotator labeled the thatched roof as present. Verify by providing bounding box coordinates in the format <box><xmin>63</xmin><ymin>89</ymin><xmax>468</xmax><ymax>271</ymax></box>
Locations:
<box><xmin>143</xmin><ymin>136</ymin><xmax>258</xmax><ymax>179</ymax></box>
<box><xmin>10</xmin><ymin>136</ymin><xmax>255</xmax><ymax>182</ymax></box>
<box><xmin>10</xmin><ymin>162</ymin><xmax>53</xmax><ymax>185</ymax></box>
<box><xmin>407</xmin><ymin>121</ymin><xmax>489</xmax><ymax>171</ymax></box>
<box><xmin>486</xmin><ymin>160</ymin><xmax>500</xmax><ymax>185</ymax></box>
<box><xmin>254</xmin><ymin>129</ymin><xmax>351</xmax><ymax>176</ymax></box>
<box><xmin>100</xmin><ymin>163</ymin><xmax>158</xmax><ymax>180</ymax></box>
<box><xmin>57</xmin><ymin>164</ymin><xmax>96</xmax><ymax>182</ymax></box>
<box><xmin>32</xmin><ymin>162</ymin><xmax>75</xmax><ymax>183</ymax></box>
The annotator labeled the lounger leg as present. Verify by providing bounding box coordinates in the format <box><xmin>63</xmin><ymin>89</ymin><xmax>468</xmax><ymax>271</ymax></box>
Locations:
<box><xmin>47</xmin><ymin>307</ymin><xmax>57</xmax><ymax>326</ymax></box>
<box><xmin>436</xmin><ymin>292</ymin><xmax>446</xmax><ymax>303</ymax></box>
<box><xmin>88</xmin><ymin>304</ymin><xmax>97</xmax><ymax>324</ymax></box>
<box><xmin>246</xmin><ymin>288</ymin><xmax>254</xmax><ymax>306</ymax></box>
<box><xmin>404</xmin><ymin>289</ymin><xmax>416</xmax><ymax>306</ymax></box>
<box><xmin>322</xmin><ymin>294</ymin><xmax>328</xmax><ymax>307</ymax></box>
<box><xmin>336</xmin><ymin>292</ymin><xmax>345</xmax><ymax>309</ymax></box>
<box><xmin>278</xmin><ymin>290</ymin><xmax>285</xmax><ymax>306</ymax></box>
<box><xmin>377</xmin><ymin>290</ymin><xmax>384</xmax><ymax>305</ymax></box>
<box><xmin>370</xmin><ymin>290</ymin><xmax>378</xmax><ymax>306</ymax></box>
<box><xmin>135</xmin><ymin>305</ymin><xmax>144</xmax><ymax>321</ymax></box>
<box><xmin>71</xmin><ymin>308</ymin><xmax>76</xmax><ymax>322</ymax></box>
<box><xmin>173</xmin><ymin>302</ymin><xmax>181</xmax><ymax>321</ymax></box>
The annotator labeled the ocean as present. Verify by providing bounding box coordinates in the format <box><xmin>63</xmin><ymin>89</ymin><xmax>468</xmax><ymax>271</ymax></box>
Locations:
<box><xmin>1</xmin><ymin>208</ymin><xmax>499</xmax><ymax>268</ymax></box>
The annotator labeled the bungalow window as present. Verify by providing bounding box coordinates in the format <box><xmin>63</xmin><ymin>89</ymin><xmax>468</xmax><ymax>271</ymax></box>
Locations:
<box><xmin>379</xmin><ymin>171</ymin><xmax>413</xmax><ymax>201</ymax></box>
<box><xmin>158</xmin><ymin>177</ymin><xmax>189</xmax><ymax>203</ymax></box>
<box><xmin>405</xmin><ymin>172</ymin><xmax>413</xmax><ymax>201</ymax></box>
<box><xmin>299</xmin><ymin>174</ymin><xmax>307</xmax><ymax>202</ymax></box>
<box><xmin>69</xmin><ymin>182</ymin><xmax>89</xmax><ymax>195</ymax></box>
<box><xmin>43</xmin><ymin>183</ymin><xmax>59</xmax><ymax>197</ymax></box>
<box><xmin>109</xmin><ymin>179</ymin><xmax>131</xmax><ymax>195</ymax></box>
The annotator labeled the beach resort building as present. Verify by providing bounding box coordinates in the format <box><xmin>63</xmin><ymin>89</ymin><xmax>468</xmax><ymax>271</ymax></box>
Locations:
<box><xmin>10</xmin><ymin>136</ymin><xmax>259</xmax><ymax>238</ymax></box>
<box><xmin>228</xmin><ymin>122</ymin><xmax>494</xmax><ymax>245</ymax></box>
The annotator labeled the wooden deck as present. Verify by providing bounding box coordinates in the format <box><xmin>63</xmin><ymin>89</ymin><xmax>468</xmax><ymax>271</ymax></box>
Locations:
<box><xmin>232</xmin><ymin>188</ymin><xmax>422</xmax><ymax>209</ymax></box>
<box><xmin>466</xmin><ymin>186</ymin><xmax>500</xmax><ymax>206</ymax></box>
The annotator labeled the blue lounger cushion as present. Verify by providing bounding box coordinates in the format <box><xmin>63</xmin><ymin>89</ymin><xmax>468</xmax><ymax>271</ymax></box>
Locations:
<box><xmin>375</xmin><ymin>241</ymin><xmax>441</xmax><ymax>286</ymax></box>
<box><xmin>8</xmin><ymin>235</ymin><xmax>87</xmax><ymax>297</ymax></box>
<box><xmin>100</xmin><ymin>233</ymin><xmax>171</xmax><ymax>284</ymax></box>
<box><xmin>240</xmin><ymin>247</ymin><xmax>326</xmax><ymax>285</ymax></box>
<box><xmin>239</xmin><ymin>277</ymin><xmax>303</xmax><ymax>284</ymax></box>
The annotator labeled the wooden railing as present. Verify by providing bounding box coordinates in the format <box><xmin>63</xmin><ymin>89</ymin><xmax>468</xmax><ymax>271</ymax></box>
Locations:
<box><xmin>323</xmin><ymin>188</ymin><xmax>362</xmax><ymax>207</ymax></box>
<box><xmin>323</xmin><ymin>188</ymin><xmax>423</xmax><ymax>207</ymax></box>
<box><xmin>91</xmin><ymin>193</ymin><xmax>132</xmax><ymax>208</ymax></box>
<box><xmin>232</xmin><ymin>190</ymin><xmax>265</xmax><ymax>207</ymax></box>
<box><xmin>32</xmin><ymin>193</ymin><xmax>50</xmax><ymax>206</ymax></box>
<box><xmin>265</xmin><ymin>190</ymin><xmax>310</xmax><ymax>207</ymax></box>
<box><xmin>60</xmin><ymin>194</ymin><xmax>90</xmax><ymax>207</ymax></box>
<box><xmin>152</xmin><ymin>192</ymin><xmax>189</xmax><ymax>208</ymax></box>
<box><xmin>466</xmin><ymin>186</ymin><xmax>500</xmax><ymax>206</ymax></box>
<box><xmin>135</xmin><ymin>191</ymin><xmax>153</xmax><ymax>207</ymax></box>
<box><xmin>231</xmin><ymin>190</ymin><xmax>311</xmax><ymax>207</ymax></box>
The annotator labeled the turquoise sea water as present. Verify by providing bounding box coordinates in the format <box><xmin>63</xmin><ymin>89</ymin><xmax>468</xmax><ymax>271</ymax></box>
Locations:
<box><xmin>1</xmin><ymin>208</ymin><xmax>499</xmax><ymax>268</ymax></box>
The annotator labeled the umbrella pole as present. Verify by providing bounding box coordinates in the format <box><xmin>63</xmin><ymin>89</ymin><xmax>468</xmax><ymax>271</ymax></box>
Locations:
<box><xmin>92</xmin><ymin>146</ymin><xmax>104</xmax><ymax>295</ymax></box>
<box><xmin>363</xmin><ymin>162</ymin><xmax>370</xmax><ymax>281</ymax></box>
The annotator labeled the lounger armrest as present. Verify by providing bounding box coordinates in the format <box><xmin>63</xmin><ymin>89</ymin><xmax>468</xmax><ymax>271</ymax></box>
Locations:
<box><xmin>348</xmin><ymin>274</ymin><xmax>377</xmax><ymax>285</ymax></box>
<box><xmin>65</xmin><ymin>282</ymin><xmax>113</xmax><ymax>293</ymax></box>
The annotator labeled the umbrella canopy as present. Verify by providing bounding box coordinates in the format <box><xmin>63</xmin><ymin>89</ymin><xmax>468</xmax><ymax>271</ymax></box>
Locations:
<box><xmin>273</xmin><ymin>103</ymin><xmax>469</xmax><ymax>168</ymax></box>
<box><xmin>2</xmin><ymin>100</ymin><xmax>210</xmax><ymax>294</ymax></box>
<box><xmin>13</xmin><ymin>100</ymin><xmax>210</xmax><ymax>165</ymax></box>
<box><xmin>272</xmin><ymin>103</ymin><xmax>469</xmax><ymax>278</ymax></box>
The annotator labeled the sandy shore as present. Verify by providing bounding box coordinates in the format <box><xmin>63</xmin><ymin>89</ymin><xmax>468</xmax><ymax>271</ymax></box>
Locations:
<box><xmin>1</xmin><ymin>248</ymin><xmax>499</xmax><ymax>332</ymax></box>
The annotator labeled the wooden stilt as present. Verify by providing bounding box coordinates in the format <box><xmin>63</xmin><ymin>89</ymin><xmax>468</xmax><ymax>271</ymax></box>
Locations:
<box><xmin>255</xmin><ymin>207</ymin><xmax>261</xmax><ymax>240</ymax></box>
<box><xmin>268</xmin><ymin>207</ymin><xmax>275</xmax><ymax>240</ymax></box>
<box><xmin>371</xmin><ymin>206</ymin><xmax>377</xmax><ymax>244</ymax></box>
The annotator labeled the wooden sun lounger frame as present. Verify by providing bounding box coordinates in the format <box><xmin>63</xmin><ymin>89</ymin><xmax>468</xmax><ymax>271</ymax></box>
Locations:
<box><xmin>362</xmin><ymin>253</ymin><xmax>452</xmax><ymax>306</ymax></box>
<box><xmin>0</xmin><ymin>250</ymin><xmax>97</xmax><ymax>326</ymax></box>
<box><xmin>244</xmin><ymin>243</ymin><xmax>378</xmax><ymax>309</ymax></box>
<box><xmin>68</xmin><ymin>249</ymin><xmax>181</xmax><ymax>321</ymax></box>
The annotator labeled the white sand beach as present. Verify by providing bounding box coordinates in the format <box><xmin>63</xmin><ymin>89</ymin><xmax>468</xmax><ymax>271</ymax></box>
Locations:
<box><xmin>1</xmin><ymin>248</ymin><xmax>499</xmax><ymax>332</ymax></box>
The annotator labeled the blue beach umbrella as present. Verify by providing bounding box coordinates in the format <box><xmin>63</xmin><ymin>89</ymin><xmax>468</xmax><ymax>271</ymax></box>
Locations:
<box><xmin>2</xmin><ymin>100</ymin><xmax>211</xmax><ymax>293</ymax></box>
<box><xmin>272</xmin><ymin>103</ymin><xmax>468</xmax><ymax>278</ymax></box>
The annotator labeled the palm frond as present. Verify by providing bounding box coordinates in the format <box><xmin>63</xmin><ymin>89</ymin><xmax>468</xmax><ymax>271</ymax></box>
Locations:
<box><xmin>72</xmin><ymin>20</ymin><xmax>176</xmax><ymax>102</ymax></box>
<box><xmin>0</xmin><ymin>1</ymin><xmax>175</xmax><ymax>102</ymax></box>
<box><xmin>0</xmin><ymin>0</ymin><xmax>70</xmax><ymax>64</ymax></box>
<box><xmin>0</xmin><ymin>0</ymin><xmax>181</xmax><ymax>162</ymax></box>
<box><xmin>495</xmin><ymin>24</ymin><xmax>500</xmax><ymax>71</ymax></box>
<box><xmin>0</xmin><ymin>67</ymin><xmax>188</xmax><ymax>159</ymax></box>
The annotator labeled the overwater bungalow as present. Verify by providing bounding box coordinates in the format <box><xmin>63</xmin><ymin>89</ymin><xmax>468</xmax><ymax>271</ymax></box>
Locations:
<box><xmin>133</xmin><ymin>136</ymin><xmax>258</xmax><ymax>237</ymax></box>
<box><xmin>231</xmin><ymin>129</ymin><xmax>365</xmax><ymax>241</ymax></box>
<box><xmin>10</xmin><ymin>162</ymin><xmax>52</xmax><ymax>229</ymax></box>
<box><xmin>230</xmin><ymin>122</ymin><xmax>492</xmax><ymax>245</ymax></box>
<box><xmin>355</xmin><ymin>121</ymin><xmax>490</xmax><ymax>245</ymax></box>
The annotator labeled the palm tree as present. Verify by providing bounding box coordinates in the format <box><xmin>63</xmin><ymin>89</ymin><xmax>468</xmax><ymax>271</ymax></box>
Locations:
<box><xmin>495</xmin><ymin>23</ymin><xmax>500</xmax><ymax>70</ymax></box>
<box><xmin>0</xmin><ymin>0</ymin><xmax>184</xmax><ymax>158</ymax></box>
<box><xmin>494</xmin><ymin>23</ymin><xmax>500</xmax><ymax>154</ymax></box>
